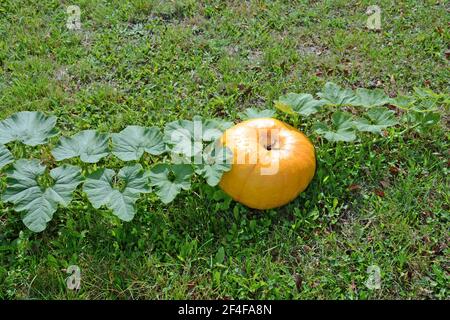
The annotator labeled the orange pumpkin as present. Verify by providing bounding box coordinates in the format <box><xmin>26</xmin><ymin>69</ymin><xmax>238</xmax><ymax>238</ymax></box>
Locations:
<box><xmin>219</xmin><ymin>118</ymin><xmax>316</xmax><ymax>209</ymax></box>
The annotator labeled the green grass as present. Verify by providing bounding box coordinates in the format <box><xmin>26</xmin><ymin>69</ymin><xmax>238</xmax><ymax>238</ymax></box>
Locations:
<box><xmin>0</xmin><ymin>0</ymin><xmax>449</xmax><ymax>299</ymax></box>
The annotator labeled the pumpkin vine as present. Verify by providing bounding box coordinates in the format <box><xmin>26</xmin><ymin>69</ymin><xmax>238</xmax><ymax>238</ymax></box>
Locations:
<box><xmin>0</xmin><ymin>82</ymin><xmax>446</xmax><ymax>232</ymax></box>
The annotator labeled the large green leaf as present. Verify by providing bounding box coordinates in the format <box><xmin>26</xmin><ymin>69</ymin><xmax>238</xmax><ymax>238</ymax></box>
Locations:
<box><xmin>413</xmin><ymin>87</ymin><xmax>444</xmax><ymax>101</ymax></box>
<box><xmin>353</xmin><ymin>107</ymin><xmax>398</xmax><ymax>134</ymax></box>
<box><xmin>112</xmin><ymin>125</ymin><xmax>165</xmax><ymax>161</ymax></box>
<box><xmin>409</xmin><ymin>99</ymin><xmax>439</xmax><ymax>113</ymax></box>
<box><xmin>390</xmin><ymin>95</ymin><xmax>416</xmax><ymax>109</ymax></box>
<box><xmin>149</xmin><ymin>164</ymin><xmax>193</xmax><ymax>204</ymax></box>
<box><xmin>238</xmin><ymin>108</ymin><xmax>276</xmax><ymax>119</ymax></box>
<box><xmin>350</xmin><ymin>88</ymin><xmax>392</xmax><ymax>108</ymax></box>
<box><xmin>0</xmin><ymin>111</ymin><xmax>58</xmax><ymax>146</ymax></box>
<box><xmin>274</xmin><ymin>93</ymin><xmax>326</xmax><ymax>116</ymax></box>
<box><xmin>83</xmin><ymin>164</ymin><xmax>151</xmax><ymax>221</ymax></box>
<box><xmin>164</xmin><ymin>117</ymin><xmax>231</xmax><ymax>157</ymax></box>
<box><xmin>406</xmin><ymin>111</ymin><xmax>441</xmax><ymax>128</ymax></box>
<box><xmin>164</xmin><ymin>119</ymin><xmax>201</xmax><ymax>157</ymax></box>
<box><xmin>202</xmin><ymin>118</ymin><xmax>233</xmax><ymax>142</ymax></box>
<box><xmin>45</xmin><ymin>165</ymin><xmax>84</xmax><ymax>206</ymax></box>
<box><xmin>195</xmin><ymin>144</ymin><xmax>232</xmax><ymax>186</ymax></box>
<box><xmin>313</xmin><ymin>111</ymin><xmax>356</xmax><ymax>142</ymax></box>
<box><xmin>52</xmin><ymin>130</ymin><xmax>110</xmax><ymax>163</ymax></box>
<box><xmin>317</xmin><ymin>82</ymin><xmax>357</xmax><ymax>106</ymax></box>
<box><xmin>0</xmin><ymin>144</ymin><xmax>14</xmax><ymax>169</ymax></box>
<box><xmin>2</xmin><ymin>159</ymin><xmax>83</xmax><ymax>232</ymax></box>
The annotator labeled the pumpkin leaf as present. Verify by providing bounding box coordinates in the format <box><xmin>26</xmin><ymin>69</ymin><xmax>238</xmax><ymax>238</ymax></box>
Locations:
<box><xmin>413</xmin><ymin>87</ymin><xmax>444</xmax><ymax>101</ymax></box>
<box><xmin>238</xmin><ymin>108</ymin><xmax>276</xmax><ymax>119</ymax></box>
<box><xmin>410</xmin><ymin>99</ymin><xmax>439</xmax><ymax>113</ymax></box>
<box><xmin>2</xmin><ymin>160</ymin><xmax>83</xmax><ymax>232</ymax></box>
<box><xmin>149</xmin><ymin>164</ymin><xmax>193</xmax><ymax>204</ymax></box>
<box><xmin>275</xmin><ymin>93</ymin><xmax>326</xmax><ymax>116</ymax></box>
<box><xmin>195</xmin><ymin>144</ymin><xmax>232</xmax><ymax>186</ymax></box>
<box><xmin>274</xmin><ymin>99</ymin><xmax>295</xmax><ymax>115</ymax></box>
<box><xmin>83</xmin><ymin>164</ymin><xmax>150</xmax><ymax>221</ymax></box>
<box><xmin>0</xmin><ymin>144</ymin><xmax>14</xmax><ymax>169</ymax></box>
<box><xmin>52</xmin><ymin>130</ymin><xmax>110</xmax><ymax>163</ymax></box>
<box><xmin>313</xmin><ymin>111</ymin><xmax>356</xmax><ymax>142</ymax></box>
<box><xmin>164</xmin><ymin>119</ymin><xmax>202</xmax><ymax>158</ymax></box>
<box><xmin>317</xmin><ymin>82</ymin><xmax>357</xmax><ymax>106</ymax></box>
<box><xmin>354</xmin><ymin>107</ymin><xmax>398</xmax><ymax>134</ymax></box>
<box><xmin>112</xmin><ymin>125</ymin><xmax>165</xmax><ymax>161</ymax></box>
<box><xmin>350</xmin><ymin>88</ymin><xmax>392</xmax><ymax>108</ymax></box>
<box><xmin>164</xmin><ymin>117</ymin><xmax>231</xmax><ymax>157</ymax></box>
<box><xmin>202</xmin><ymin>118</ymin><xmax>233</xmax><ymax>142</ymax></box>
<box><xmin>390</xmin><ymin>95</ymin><xmax>416</xmax><ymax>109</ymax></box>
<box><xmin>45</xmin><ymin>165</ymin><xmax>84</xmax><ymax>206</ymax></box>
<box><xmin>353</xmin><ymin>107</ymin><xmax>398</xmax><ymax>134</ymax></box>
<box><xmin>0</xmin><ymin>111</ymin><xmax>58</xmax><ymax>146</ymax></box>
<box><xmin>406</xmin><ymin>111</ymin><xmax>441</xmax><ymax>128</ymax></box>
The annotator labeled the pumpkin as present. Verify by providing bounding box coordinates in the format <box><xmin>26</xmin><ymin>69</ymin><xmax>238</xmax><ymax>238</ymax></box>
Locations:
<box><xmin>219</xmin><ymin>118</ymin><xmax>316</xmax><ymax>209</ymax></box>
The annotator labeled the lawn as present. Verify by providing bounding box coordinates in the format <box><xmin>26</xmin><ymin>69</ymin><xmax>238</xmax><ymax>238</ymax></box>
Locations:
<box><xmin>0</xmin><ymin>0</ymin><xmax>448</xmax><ymax>299</ymax></box>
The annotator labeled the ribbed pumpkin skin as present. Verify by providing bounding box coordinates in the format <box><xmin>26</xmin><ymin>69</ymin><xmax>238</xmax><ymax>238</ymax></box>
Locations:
<box><xmin>219</xmin><ymin>118</ymin><xmax>316</xmax><ymax>209</ymax></box>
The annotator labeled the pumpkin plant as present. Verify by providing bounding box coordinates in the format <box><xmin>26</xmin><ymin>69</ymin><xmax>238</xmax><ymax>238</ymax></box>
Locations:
<box><xmin>0</xmin><ymin>144</ymin><xmax>14</xmax><ymax>170</ymax></box>
<box><xmin>52</xmin><ymin>130</ymin><xmax>110</xmax><ymax>163</ymax></box>
<box><xmin>0</xmin><ymin>111</ymin><xmax>58</xmax><ymax>146</ymax></box>
<box><xmin>149</xmin><ymin>164</ymin><xmax>194</xmax><ymax>204</ymax></box>
<box><xmin>275</xmin><ymin>82</ymin><xmax>443</xmax><ymax>142</ymax></box>
<box><xmin>0</xmin><ymin>83</ymin><xmax>446</xmax><ymax>232</ymax></box>
<box><xmin>163</xmin><ymin>116</ymin><xmax>233</xmax><ymax>186</ymax></box>
<box><xmin>2</xmin><ymin>160</ymin><xmax>83</xmax><ymax>232</ymax></box>
<box><xmin>83</xmin><ymin>164</ymin><xmax>151</xmax><ymax>221</ymax></box>
<box><xmin>111</xmin><ymin>126</ymin><xmax>165</xmax><ymax>161</ymax></box>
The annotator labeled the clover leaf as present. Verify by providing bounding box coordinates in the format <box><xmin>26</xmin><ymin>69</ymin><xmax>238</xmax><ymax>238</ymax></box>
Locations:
<box><xmin>274</xmin><ymin>93</ymin><xmax>326</xmax><ymax>116</ymax></box>
<box><xmin>238</xmin><ymin>108</ymin><xmax>276</xmax><ymax>119</ymax></box>
<box><xmin>149</xmin><ymin>164</ymin><xmax>193</xmax><ymax>204</ymax></box>
<box><xmin>112</xmin><ymin>125</ymin><xmax>165</xmax><ymax>161</ymax></box>
<box><xmin>313</xmin><ymin>111</ymin><xmax>356</xmax><ymax>142</ymax></box>
<box><xmin>353</xmin><ymin>107</ymin><xmax>398</xmax><ymax>134</ymax></box>
<box><xmin>317</xmin><ymin>82</ymin><xmax>357</xmax><ymax>106</ymax></box>
<box><xmin>0</xmin><ymin>111</ymin><xmax>58</xmax><ymax>146</ymax></box>
<box><xmin>83</xmin><ymin>164</ymin><xmax>151</xmax><ymax>221</ymax></box>
<box><xmin>52</xmin><ymin>130</ymin><xmax>110</xmax><ymax>163</ymax></box>
<box><xmin>2</xmin><ymin>159</ymin><xmax>83</xmax><ymax>232</ymax></box>
<box><xmin>0</xmin><ymin>144</ymin><xmax>14</xmax><ymax>170</ymax></box>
